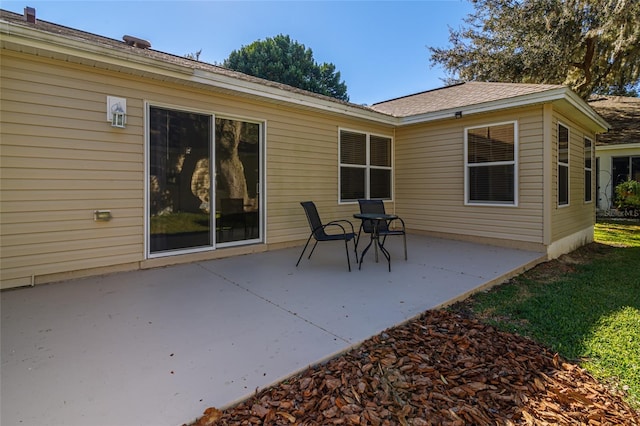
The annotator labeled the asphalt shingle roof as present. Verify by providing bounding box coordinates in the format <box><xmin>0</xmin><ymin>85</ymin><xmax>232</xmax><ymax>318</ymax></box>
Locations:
<box><xmin>589</xmin><ymin>96</ymin><xmax>640</xmax><ymax>146</ymax></box>
<box><xmin>370</xmin><ymin>82</ymin><xmax>565</xmax><ymax>117</ymax></box>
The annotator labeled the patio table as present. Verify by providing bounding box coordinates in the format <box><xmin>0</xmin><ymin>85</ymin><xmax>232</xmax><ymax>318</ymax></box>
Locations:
<box><xmin>353</xmin><ymin>212</ymin><xmax>397</xmax><ymax>272</ymax></box>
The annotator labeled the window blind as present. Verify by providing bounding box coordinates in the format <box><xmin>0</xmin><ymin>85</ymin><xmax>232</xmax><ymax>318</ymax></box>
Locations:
<box><xmin>340</xmin><ymin>130</ymin><xmax>366</xmax><ymax>165</ymax></box>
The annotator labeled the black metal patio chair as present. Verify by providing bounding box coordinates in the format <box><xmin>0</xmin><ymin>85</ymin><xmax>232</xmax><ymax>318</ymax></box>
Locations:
<box><xmin>296</xmin><ymin>201</ymin><xmax>358</xmax><ymax>271</ymax></box>
<box><xmin>357</xmin><ymin>199</ymin><xmax>407</xmax><ymax>260</ymax></box>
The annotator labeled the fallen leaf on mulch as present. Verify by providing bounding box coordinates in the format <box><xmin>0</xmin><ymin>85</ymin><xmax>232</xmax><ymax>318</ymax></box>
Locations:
<box><xmin>190</xmin><ymin>309</ymin><xmax>639</xmax><ymax>425</ymax></box>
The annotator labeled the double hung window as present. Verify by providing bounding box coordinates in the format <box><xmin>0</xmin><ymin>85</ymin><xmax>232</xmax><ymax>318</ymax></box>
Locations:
<box><xmin>465</xmin><ymin>121</ymin><xmax>517</xmax><ymax>205</ymax></box>
<box><xmin>558</xmin><ymin>123</ymin><xmax>570</xmax><ymax>206</ymax></box>
<box><xmin>584</xmin><ymin>137</ymin><xmax>593</xmax><ymax>202</ymax></box>
<box><xmin>339</xmin><ymin>130</ymin><xmax>392</xmax><ymax>202</ymax></box>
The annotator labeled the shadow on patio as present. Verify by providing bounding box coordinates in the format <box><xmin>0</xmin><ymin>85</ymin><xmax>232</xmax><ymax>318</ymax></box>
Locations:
<box><xmin>1</xmin><ymin>234</ymin><xmax>545</xmax><ymax>426</ymax></box>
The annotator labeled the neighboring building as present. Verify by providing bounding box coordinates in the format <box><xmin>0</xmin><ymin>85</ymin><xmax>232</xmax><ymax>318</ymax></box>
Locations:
<box><xmin>589</xmin><ymin>96</ymin><xmax>640</xmax><ymax>214</ymax></box>
<box><xmin>0</xmin><ymin>9</ymin><xmax>608</xmax><ymax>289</ymax></box>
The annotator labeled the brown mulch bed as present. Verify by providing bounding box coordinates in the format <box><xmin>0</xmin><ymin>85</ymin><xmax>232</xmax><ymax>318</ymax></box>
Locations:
<box><xmin>190</xmin><ymin>308</ymin><xmax>640</xmax><ymax>425</ymax></box>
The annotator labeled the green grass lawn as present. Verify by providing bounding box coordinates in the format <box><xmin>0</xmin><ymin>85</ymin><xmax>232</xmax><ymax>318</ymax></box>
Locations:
<box><xmin>451</xmin><ymin>220</ymin><xmax>640</xmax><ymax>409</ymax></box>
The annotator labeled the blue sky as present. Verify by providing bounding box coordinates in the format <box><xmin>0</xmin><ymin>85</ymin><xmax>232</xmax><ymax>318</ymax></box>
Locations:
<box><xmin>2</xmin><ymin>1</ymin><xmax>474</xmax><ymax>105</ymax></box>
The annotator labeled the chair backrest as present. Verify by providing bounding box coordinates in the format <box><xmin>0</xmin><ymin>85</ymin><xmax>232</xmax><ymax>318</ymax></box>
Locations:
<box><xmin>358</xmin><ymin>199</ymin><xmax>389</xmax><ymax>233</ymax></box>
<box><xmin>300</xmin><ymin>201</ymin><xmax>327</xmax><ymax>240</ymax></box>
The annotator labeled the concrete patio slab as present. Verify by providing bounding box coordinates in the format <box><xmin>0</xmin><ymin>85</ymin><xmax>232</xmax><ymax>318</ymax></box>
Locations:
<box><xmin>1</xmin><ymin>234</ymin><xmax>545</xmax><ymax>426</ymax></box>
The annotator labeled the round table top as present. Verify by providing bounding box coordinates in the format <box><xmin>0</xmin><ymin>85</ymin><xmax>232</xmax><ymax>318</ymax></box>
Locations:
<box><xmin>353</xmin><ymin>212</ymin><xmax>398</xmax><ymax>220</ymax></box>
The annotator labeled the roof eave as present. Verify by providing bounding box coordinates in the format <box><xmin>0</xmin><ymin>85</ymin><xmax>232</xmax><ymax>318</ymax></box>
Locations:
<box><xmin>596</xmin><ymin>142</ymin><xmax>640</xmax><ymax>150</ymax></box>
<box><xmin>397</xmin><ymin>87</ymin><xmax>610</xmax><ymax>132</ymax></box>
<box><xmin>190</xmin><ymin>69</ymin><xmax>397</xmax><ymax>124</ymax></box>
<box><xmin>561</xmin><ymin>87</ymin><xmax>610</xmax><ymax>132</ymax></box>
<box><xmin>1</xmin><ymin>18</ymin><xmax>611</xmax><ymax>131</ymax></box>
<box><xmin>0</xmin><ymin>19</ymin><xmax>192</xmax><ymax>76</ymax></box>
<box><xmin>1</xmin><ymin>18</ymin><xmax>397</xmax><ymax>125</ymax></box>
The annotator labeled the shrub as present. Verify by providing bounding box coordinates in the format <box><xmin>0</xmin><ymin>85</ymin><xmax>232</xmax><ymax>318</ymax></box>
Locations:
<box><xmin>615</xmin><ymin>180</ymin><xmax>640</xmax><ymax>211</ymax></box>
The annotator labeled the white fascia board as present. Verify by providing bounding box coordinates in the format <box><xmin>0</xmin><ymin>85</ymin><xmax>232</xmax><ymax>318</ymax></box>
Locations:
<box><xmin>596</xmin><ymin>143</ymin><xmax>640</xmax><ymax>151</ymax></box>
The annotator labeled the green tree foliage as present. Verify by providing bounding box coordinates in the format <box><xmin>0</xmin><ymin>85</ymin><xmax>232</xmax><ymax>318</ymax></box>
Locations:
<box><xmin>223</xmin><ymin>34</ymin><xmax>349</xmax><ymax>101</ymax></box>
<box><xmin>429</xmin><ymin>0</ymin><xmax>640</xmax><ymax>98</ymax></box>
<box><xmin>615</xmin><ymin>180</ymin><xmax>640</xmax><ymax>211</ymax></box>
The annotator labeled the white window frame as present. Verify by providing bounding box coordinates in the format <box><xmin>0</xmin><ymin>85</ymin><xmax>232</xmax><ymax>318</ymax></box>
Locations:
<box><xmin>338</xmin><ymin>128</ymin><xmax>393</xmax><ymax>203</ymax></box>
<box><xmin>584</xmin><ymin>136</ymin><xmax>593</xmax><ymax>203</ymax></box>
<box><xmin>464</xmin><ymin>120</ymin><xmax>519</xmax><ymax>207</ymax></box>
<box><xmin>558</xmin><ymin>122</ymin><xmax>570</xmax><ymax>207</ymax></box>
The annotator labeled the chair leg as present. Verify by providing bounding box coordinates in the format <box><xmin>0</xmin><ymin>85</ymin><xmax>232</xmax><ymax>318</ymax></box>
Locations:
<box><xmin>403</xmin><ymin>233</ymin><xmax>407</xmax><ymax>260</ymax></box>
<box><xmin>352</xmin><ymin>238</ymin><xmax>358</xmax><ymax>264</ymax></box>
<box><xmin>296</xmin><ymin>234</ymin><xmax>314</xmax><ymax>267</ymax></box>
<box><xmin>344</xmin><ymin>239</ymin><xmax>351</xmax><ymax>272</ymax></box>
<box><xmin>380</xmin><ymin>234</ymin><xmax>408</xmax><ymax>260</ymax></box>
<box><xmin>308</xmin><ymin>240</ymin><xmax>319</xmax><ymax>259</ymax></box>
<box><xmin>355</xmin><ymin>224</ymin><xmax>363</xmax><ymax>252</ymax></box>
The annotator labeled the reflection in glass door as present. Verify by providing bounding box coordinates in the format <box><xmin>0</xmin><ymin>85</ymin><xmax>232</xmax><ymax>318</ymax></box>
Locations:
<box><xmin>148</xmin><ymin>107</ymin><xmax>212</xmax><ymax>254</ymax></box>
<box><xmin>215</xmin><ymin>118</ymin><xmax>260</xmax><ymax>244</ymax></box>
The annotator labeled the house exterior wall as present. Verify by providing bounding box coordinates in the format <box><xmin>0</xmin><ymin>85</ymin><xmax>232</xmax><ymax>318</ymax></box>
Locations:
<box><xmin>547</xmin><ymin>110</ymin><xmax>597</xmax><ymax>257</ymax></box>
<box><xmin>0</xmin><ymin>50</ymin><xmax>393</xmax><ymax>288</ymax></box>
<box><xmin>0</xmin><ymin>20</ymin><xmax>607</xmax><ymax>288</ymax></box>
<box><xmin>394</xmin><ymin>106</ymin><xmax>546</xmax><ymax>251</ymax></box>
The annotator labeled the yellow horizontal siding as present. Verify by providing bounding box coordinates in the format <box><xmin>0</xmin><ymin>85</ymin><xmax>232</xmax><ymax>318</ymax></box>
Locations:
<box><xmin>3</xmin><ymin>251</ymin><xmax>142</xmax><ymax>283</ymax></box>
<box><xmin>1</xmin><ymin>215</ymin><xmax>142</xmax><ymax>236</ymax></box>
<box><xmin>1</xmin><ymin>133</ymin><xmax>141</xmax><ymax>154</ymax></box>
<box><xmin>1</xmin><ymin>53</ymin><xmax>142</xmax><ymax>286</ymax></box>
<box><xmin>5</xmin><ymin>234</ymin><xmax>142</xmax><ymax>261</ymax></box>
<box><xmin>264</xmin><ymin>101</ymin><xmax>391</xmax><ymax>245</ymax></box>
<box><xmin>5</xmin><ymin>45</ymin><xmax>594</xmax><ymax>286</ymax></box>
<box><xmin>1</xmin><ymin>226</ymin><xmax>141</xmax><ymax>247</ymax></box>
<box><xmin>1</xmin><ymin>168</ymin><xmax>142</xmax><ymax>182</ymax></box>
<box><xmin>0</xmin><ymin>49</ymin><xmax>393</xmax><ymax>286</ymax></box>
<box><xmin>1</xmin><ymin>143</ymin><xmax>140</xmax><ymax>164</ymax></box>
<box><xmin>395</xmin><ymin>107</ymin><xmax>545</xmax><ymax>245</ymax></box>
<box><xmin>550</xmin><ymin>111</ymin><xmax>596</xmax><ymax>241</ymax></box>
<box><xmin>1</xmin><ymin>189</ymin><xmax>140</xmax><ymax>202</ymax></box>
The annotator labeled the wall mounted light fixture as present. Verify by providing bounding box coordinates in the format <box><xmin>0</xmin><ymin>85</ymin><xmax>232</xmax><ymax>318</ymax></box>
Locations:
<box><xmin>107</xmin><ymin>96</ymin><xmax>127</xmax><ymax>128</ymax></box>
<box><xmin>455</xmin><ymin>111</ymin><xmax>463</xmax><ymax>119</ymax></box>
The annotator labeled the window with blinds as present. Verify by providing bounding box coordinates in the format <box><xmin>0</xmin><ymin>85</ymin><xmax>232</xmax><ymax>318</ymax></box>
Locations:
<box><xmin>465</xmin><ymin>122</ymin><xmax>517</xmax><ymax>205</ymax></box>
<box><xmin>558</xmin><ymin>123</ymin><xmax>569</xmax><ymax>206</ymax></box>
<box><xmin>339</xmin><ymin>130</ymin><xmax>392</xmax><ymax>202</ymax></box>
<box><xmin>584</xmin><ymin>137</ymin><xmax>593</xmax><ymax>202</ymax></box>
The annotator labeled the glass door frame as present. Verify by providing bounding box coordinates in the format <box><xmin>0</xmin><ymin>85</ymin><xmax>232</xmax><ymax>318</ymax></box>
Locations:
<box><xmin>144</xmin><ymin>102</ymin><xmax>265</xmax><ymax>259</ymax></box>
<box><xmin>144</xmin><ymin>102</ymin><xmax>215</xmax><ymax>258</ymax></box>
<box><xmin>215</xmin><ymin>114</ymin><xmax>264</xmax><ymax>248</ymax></box>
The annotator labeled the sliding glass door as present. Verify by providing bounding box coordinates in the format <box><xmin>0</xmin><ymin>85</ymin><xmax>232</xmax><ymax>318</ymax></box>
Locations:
<box><xmin>147</xmin><ymin>106</ymin><xmax>261</xmax><ymax>255</ymax></box>
<box><xmin>215</xmin><ymin>118</ymin><xmax>261</xmax><ymax>244</ymax></box>
<box><xmin>148</xmin><ymin>107</ymin><xmax>213</xmax><ymax>253</ymax></box>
